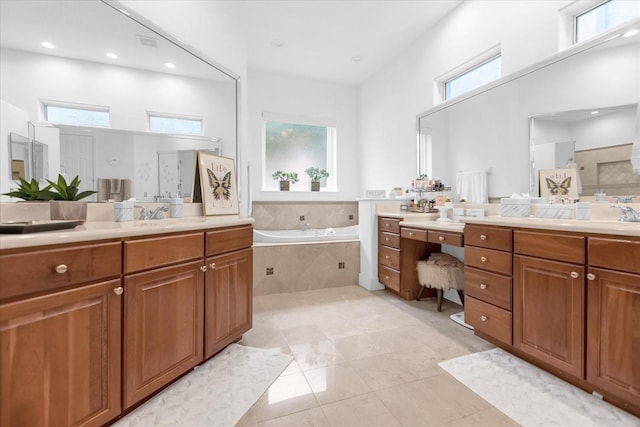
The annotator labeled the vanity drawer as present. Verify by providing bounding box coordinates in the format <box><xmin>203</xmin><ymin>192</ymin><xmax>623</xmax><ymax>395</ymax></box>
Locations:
<box><xmin>0</xmin><ymin>242</ymin><xmax>122</xmax><ymax>300</ymax></box>
<box><xmin>465</xmin><ymin>295</ymin><xmax>512</xmax><ymax>345</ymax></box>
<box><xmin>428</xmin><ymin>230</ymin><xmax>463</xmax><ymax>247</ymax></box>
<box><xmin>378</xmin><ymin>264</ymin><xmax>400</xmax><ymax>292</ymax></box>
<box><xmin>124</xmin><ymin>232</ymin><xmax>204</xmax><ymax>274</ymax></box>
<box><xmin>379</xmin><ymin>217</ymin><xmax>400</xmax><ymax>234</ymax></box>
<box><xmin>379</xmin><ymin>232</ymin><xmax>400</xmax><ymax>249</ymax></box>
<box><xmin>514</xmin><ymin>230</ymin><xmax>585</xmax><ymax>264</ymax></box>
<box><xmin>464</xmin><ymin>266</ymin><xmax>512</xmax><ymax>311</ymax></box>
<box><xmin>588</xmin><ymin>237</ymin><xmax>640</xmax><ymax>274</ymax></box>
<box><xmin>378</xmin><ymin>246</ymin><xmax>400</xmax><ymax>270</ymax></box>
<box><xmin>206</xmin><ymin>225</ymin><xmax>253</xmax><ymax>256</ymax></box>
<box><xmin>464</xmin><ymin>225</ymin><xmax>512</xmax><ymax>251</ymax></box>
<box><xmin>401</xmin><ymin>227</ymin><xmax>427</xmax><ymax>241</ymax></box>
<box><xmin>465</xmin><ymin>246</ymin><xmax>512</xmax><ymax>276</ymax></box>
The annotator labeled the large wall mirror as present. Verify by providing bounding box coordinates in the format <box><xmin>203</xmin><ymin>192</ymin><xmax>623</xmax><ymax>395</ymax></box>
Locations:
<box><xmin>417</xmin><ymin>19</ymin><xmax>640</xmax><ymax>202</ymax></box>
<box><xmin>0</xmin><ymin>0</ymin><xmax>238</xmax><ymax>202</ymax></box>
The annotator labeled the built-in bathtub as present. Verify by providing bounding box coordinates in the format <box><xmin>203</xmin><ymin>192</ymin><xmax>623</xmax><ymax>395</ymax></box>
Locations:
<box><xmin>253</xmin><ymin>225</ymin><xmax>359</xmax><ymax>244</ymax></box>
<box><xmin>252</xmin><ymin>225</ymin><xmax>360</xmax><ymax>295</ymax></box>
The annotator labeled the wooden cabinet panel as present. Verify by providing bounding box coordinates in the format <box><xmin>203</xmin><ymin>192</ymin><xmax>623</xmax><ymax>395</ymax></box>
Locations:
<box><xmin>379</xmin><ymin>232</ymin><xmax>400</xmax><ymax>249</ymax></box>
<box><xmin>0</xmin><ymin>242</ymin><xmax>121</xmax><ymax>300</ymax></box>
<box><xmin>378</xmin><ymin>264</ymin><xmax>400</xmax><ymax>292</ymax></box>
<box><xmin>379</xmin><ymin>217</ymin><xmax>400</xmax><ymax>234</ymax></box>
<box><xmin>465</xmin><ymin>246</ymin><xmax>512</xmax><ymax>276</ymax></box>
<box><xmin>514</xmin><ymin>255</ymin><xmax>585</xmax><ymax>379</ymax></box>
<box><xmin>464</xmin><ymin>225</ymin><xmax>512</xmax><ymax>251</ymax></box>
<box><xmin>205</xmin><ymin>248</ymin><xmax>253</xmax><ymax>358</ymax></box>
<box><xmin>589</xmin><ymin>237</ymin><xmax>640</xmax><ymax>274</ymax></box>
<box><xmin>123</xmin><ymin>260</ymin><xmax>204</xmax><ymax>409</ymax></box>
<box><xmin>587</xmin><ymin>267</ymin><xmax>640</xmax><ymax>409</ymax></box>
<box><xmin>428</xmin><ymin>230</ymin><xmax>463</xmax><ymax>247</ymax></box>
<box><xmin>465</xmin><ymin>295</ymin><xmax>512</xmax><ymax>345</ymax></box>
<box><xmin>514</xmin><ymin>230</ymin><xmax>585</xmax><ymax>264</ymax></box>
<box><xmin>1</xmin><ymin>279</ymin><xmax>122</xmax><ymax>427</ymax></box>
<box><xmin>464</xmin><ymin>266</ymin><xmax>512</xmax><ymax>311</ymax></box>
<box><xmin>124</xmin><ymin>233</ymin><xmax>203</xmax><ymax>274</ymax></box>
<box><xmin>378</xmin><ymin>245</ymin><xmax>400</xmax><ymax>270</ymax></box>
<box><xmin>401</xmin><ymin>227</ymin><xmax>427</xmax><ymax>241</ymax></box>
<box><xmin>206</xmin><ymin>225</ymin><xmax>253</xmax><ymax>256</ymax></box>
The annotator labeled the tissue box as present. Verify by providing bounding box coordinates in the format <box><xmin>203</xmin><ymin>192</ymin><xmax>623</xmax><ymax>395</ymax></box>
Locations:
<box><xmin>575</xmin><ymin>202</ymin><xmax>591</xmax><ymax>220</ymax></box>
<box><xmin>162</xmin><ymin>198</ymin><xmax>184</xmax><ymax>218</ymax></box>
<box><xmin>500</xmin><ymin>198</ymin><xmax>531</xmax><ymax>217</ymax></box>
<box><xmin>534</xmin><ymin>204</ymin><xmax>574</xmax><ymax>219</ymax></box>
<box><xmin>114</xmin><ymin>201</ymin><xmax>134</xmax><ymax>222</ymax></box>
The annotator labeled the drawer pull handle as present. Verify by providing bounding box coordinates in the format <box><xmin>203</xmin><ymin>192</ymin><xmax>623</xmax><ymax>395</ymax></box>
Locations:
<box><xmin>480</xmin><ymin>256</ymin><xmax>487</xmax><ymax>263</ymax></box>
<box><xmin>200</xmin><ymin>265</ymin><xmax>208</xmax><ymax>272</ymax></box>
<box><xmin>55</xmin><ymin>264</ymin><xmax>68</xmax><ymax>274</ymax></box>
<box><xmin>480</xmin><ymin>315</ymin><xmax>487</xmax><ymax>322</ymax></box>
<box><xmin>480</xmin><ymin>234</ymin><xmax>487</xmax><ymax>241</ymax></box>
<box><xmin>570</xmin><ymin>271</ymin><xmax>579</xmax><ymax>279</ymax></box>
<box><xmin>209</xmin><ymin>263</ymin><xmax>216</xmax><ymax>269</ymax></box>
<box><xmin>587</xmin><ymin>273</ymin><xmax>596</xmax><ymax>281</ymax></box>
<box><xmin>480</xmin><ymin>283</ymin><xmax>487</xmax><ymax>290</ymax></box>
<box><xmin>113</xmin><ymin>287</ymin><xmax>124</xmax><ymax>296</ymax></box>
<box><xmin>438</xmin><ymin>236</ymin><xmax>445</xmax><ymax>242</ymax></box>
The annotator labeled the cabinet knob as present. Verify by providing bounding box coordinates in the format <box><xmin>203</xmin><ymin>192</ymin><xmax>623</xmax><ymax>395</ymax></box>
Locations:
<box><xmin>385</xmin><ymin>237</ymin><xmax>390</xmax><ymax>241</ymax></box>
<box><xmin>480</xmin><ymin>234</ymin><xmax>487</xmax><ymax>241</ymax></box>
<box><xmin>385</xmin><ymin>255</ymin><xmax>390</xmax><ymax>259</ymax></box>
<box><xmin>385</xmin><ymin>276</ymin><xmax>390</xmax><ymax>280</ymax></box>
<box><xmin>480</xmin><ymin>315</ymin><xmax>487</xmax><ymax>322</ymax></box>
<box><xmin>385</xmin><ymin>223</ymin><xmax>390</xmax><ymax>227</ymax></box>
<box><xmin>200</xmin><ymin>265</ymin><xmax>207</xmax><ymax>272</ymax></box>
<box><xmin>480</xmin><ymin>283</ymin><xmax>487</xmax><ymax>290</ymax></box>
<box><xmin>587</xmin><ymin>273</ymin><xmax>596</xmax><ymax>281</ymax></box>
<box><xmin>438</xmin><ymin>236</ymin><xmax>445</xmax><ymax>242</ymax></box>
<box><xmin>113</xmin><ymin>287</ymin><xmax>124</xmax><ymax>295</ymax></box>
<box><xmin>55</xmin><ymin>264</ymin><xmax>68</xmax><ymax>274</ymax></box>
<box><xmin>209</xmin><ymin>263</ymin><xmax>216</xmax><ymax>269</ymax></box>
<box><xmin>570</xmin><ymin>271</ymin><xmax>579</xmax><ymax>279</ymax></box>
<box><xmin>409</xmin><ymin>232</ymin><xmax>414</xmax><ymax>236</ymax></box>
<box><xmin>480</xmin><ymin>256</ymin><xmax>487</xmax><ymax>263</ymax></box>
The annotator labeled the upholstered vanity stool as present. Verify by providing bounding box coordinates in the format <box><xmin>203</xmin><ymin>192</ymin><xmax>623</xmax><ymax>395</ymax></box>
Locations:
<box><xmin>416</xmin><ymin>253</ymin><xmax>464</xmax><ymax>312</ymax></box>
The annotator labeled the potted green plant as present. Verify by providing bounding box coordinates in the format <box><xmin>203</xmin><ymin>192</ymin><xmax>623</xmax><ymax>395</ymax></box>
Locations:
<box><xmin>45</xmin><ymin>174</ymin><xmax>97</xmax><ymax>221</ymax></box>
<box><xmin>305</xmin><ymin>167</ymin><xmax>329</xmax><ymax>192</ymax></box>
<box><xmin>272</xmin><ymin>171</ymin><xmax>299</xmax><ymax>191</ymax></box>
<box><xmin>2</xmin><ymin>177</ymin><xmax>54</xmax><ymax>201</ymax></box>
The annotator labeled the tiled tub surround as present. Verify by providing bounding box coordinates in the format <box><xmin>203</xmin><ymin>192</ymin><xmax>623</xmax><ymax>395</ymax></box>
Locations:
<box><xmin>251</xmin><ymin>201</ymin><xmax>358</xmax><ymax>230</ymax></box>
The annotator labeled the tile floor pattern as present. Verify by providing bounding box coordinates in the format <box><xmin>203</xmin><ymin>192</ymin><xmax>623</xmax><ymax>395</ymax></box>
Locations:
<box><xmin>237</xmin><ymin>285</ymin><xmax>518</xmax><ymax>427</ymax></box>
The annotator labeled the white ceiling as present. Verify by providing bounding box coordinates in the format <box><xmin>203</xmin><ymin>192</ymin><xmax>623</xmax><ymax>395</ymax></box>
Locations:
<box><xmin>237</xmin><ymin>0</ymin><xmax>463</xmax><ymax>84</ymax></box>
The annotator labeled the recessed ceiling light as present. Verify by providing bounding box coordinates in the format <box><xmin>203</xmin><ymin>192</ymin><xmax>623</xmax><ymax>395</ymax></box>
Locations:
<box><xmin>164</xmin><ymin>62</ymin><xmax>176</xmax><ymax>69</ymax></box>
<box><xmin>591</xmin><ymin>111</ymin><xmax>599</xmax><ymax>115</ymax></box>
<box><xmin>271</xmin><ymin>39</ymin><xmax>286</xmax><ymax>48</ymax></box>
<box><xmin>623</xmin><ymin>29</ymin><xmax>639</xmax><ymax>38</ymax></box>
<box><xmin>41</xmin><ymin>41</ymin><xmax>55</xmax><ymax>49</ymax></box>
<box><xmin>106</xmin><ymin>52</ymin><xmax>118</xmax><ymax>59</ymax></box>
<box><xmin>351</xmin><ymin>55</ymin><xmax>363</xmax><ymax>63</ymax></box>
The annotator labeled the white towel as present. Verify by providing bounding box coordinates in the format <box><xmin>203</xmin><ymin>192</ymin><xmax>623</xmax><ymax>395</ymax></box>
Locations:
<box><xmin>456</xmin><ymin>171</ymin><xmax>488</xmax><ymax>203</ymax></box>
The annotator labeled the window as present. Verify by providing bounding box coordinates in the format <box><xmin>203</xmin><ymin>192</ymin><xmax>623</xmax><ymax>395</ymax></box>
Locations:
<box><xmin>444</xmin><ymin>55</ymin><xmax>502</xmax><ymax>101</ymax></box>
<box><xmin>148</xmin><ymin>113</ymin><xmax>203</xmax><ymax>135</ymax></box>
<box><xmin>44</xmin><ymin>103</ymin><xmax>110</xmax><ymax>127</ymax></box>
<box><xmin>263</xmin><ymin>113</ymin><xmax>336</xmax><ymax>191</ymax></box>
<box><xmin>575</xmin><ymin>0</ymin><xmax>640</xmax><ymax>44</ymax></box>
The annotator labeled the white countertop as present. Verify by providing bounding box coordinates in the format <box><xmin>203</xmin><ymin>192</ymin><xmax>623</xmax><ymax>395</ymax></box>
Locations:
<box><xmin>0</xmin><ymin>216</ymin><xmax>254</xmax><ymax>250</ymax></box>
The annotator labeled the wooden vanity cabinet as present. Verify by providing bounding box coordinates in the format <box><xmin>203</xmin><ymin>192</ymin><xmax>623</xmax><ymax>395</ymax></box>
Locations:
<box><xmin>122</xmin><ymin>233</ymin><xmax>205</xmax><ymax>410</ymax></box>
<box><xmin>0</xmin><ymin>242</ymin><xmax>122</xmax><ymax>427</ymax></box>
<box><xmin>204</xmin><ymin>226</ymin><xmax>253</xmax><ymax>358</ymax></box>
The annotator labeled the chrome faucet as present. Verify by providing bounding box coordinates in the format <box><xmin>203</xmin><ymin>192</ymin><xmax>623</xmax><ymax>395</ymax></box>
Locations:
<box><xmin>149</xmin><ymin>205</ymin><xmax>169</xmax><ymax>220</ymax></box>
<box><xmin>615</xmin><ymin>196</ymin><xmax>637</xmax><ymax>203</ymax></box>
<box><xmin>612</xmin><ymin>205</ymin><xmax>640</xmax><ymax>222</ymax></box>
<box><xmin>134</xmin><ymin>205</ymin><xmax>151</xmax><ymax>220</ymax></box>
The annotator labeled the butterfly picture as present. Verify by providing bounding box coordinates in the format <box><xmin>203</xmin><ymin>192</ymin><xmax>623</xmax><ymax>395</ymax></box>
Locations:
<box><xmin>546</xmin><ymin>177</ymin><xmax>571</xmax><ymax>195</ymax></box>
<box><xmin>207</xmin><ymin>169</ymin><xmax>232</xmax><ymax>201</ymax></box>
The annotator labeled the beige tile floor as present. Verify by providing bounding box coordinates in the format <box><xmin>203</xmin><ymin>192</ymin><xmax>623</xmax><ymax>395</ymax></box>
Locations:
<box><xmin>237</xmin><ymin>285</ymin><xmax>519</xmax><ymax>427</ymax></box>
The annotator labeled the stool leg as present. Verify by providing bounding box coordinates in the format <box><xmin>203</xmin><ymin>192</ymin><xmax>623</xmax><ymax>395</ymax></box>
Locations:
<box><xmin>457</xmin><ymin>290</ymin><xmax>465</xmax><ymax>306</ymax></box>
<box><xmin>437</xmin><ymin>289</ymin><xmax>443</xmax><ymax>312</ymax></box>
<box><xmin>417</xmin><ymin>286</ymin><xmax>425</xmax><ymax>301</ymax></box>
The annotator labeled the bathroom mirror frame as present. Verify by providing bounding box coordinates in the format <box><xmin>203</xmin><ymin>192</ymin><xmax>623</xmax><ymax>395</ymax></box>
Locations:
<box><xmin>416</xmin><ymin>18</ymin><xmax>640</xmax><ymax>201</ymax></box>
<box><xmin>0</xmin><ymin>0</ymin><xmax>240</xmax><ymax>202</ymax></box>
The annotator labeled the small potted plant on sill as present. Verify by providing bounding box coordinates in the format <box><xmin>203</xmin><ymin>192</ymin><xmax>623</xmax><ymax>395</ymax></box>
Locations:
<box><xmin>45</xmin><ymin>174</ymin><xmax>97</xmax><ymax>221</ymax></box>
<box><xmin>305</xmin><ymin>167</ymin><xmax>329</xmax><ymax>192</ymax></box>
<box><xmin>2</xmin><ymin>177</ymin><xmax>54</xmax><ymax>201</ymax></box>
<box><xmin>272</xmin><ymin>171</ymin><xmax>299</xmax><ymax>191</ymax></box>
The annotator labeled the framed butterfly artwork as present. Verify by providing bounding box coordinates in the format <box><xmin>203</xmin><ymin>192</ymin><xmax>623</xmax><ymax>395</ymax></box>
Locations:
<box><xmin>194</xmin><ymin>152</ymin><xmax>239</xmax><ymax>215</ymax></box>
<box><xmin>538</xmin><ymin>168</ymin><xmax>579</xmax><ymax>200</ymax></box>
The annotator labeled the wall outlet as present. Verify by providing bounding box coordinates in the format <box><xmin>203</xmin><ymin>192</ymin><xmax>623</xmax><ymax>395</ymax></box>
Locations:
<box><xmin>266</xmin><ymin>267</ymin><xmax>274</xmax><ymax>275</ymax></box>
<box><xmin>349</xmin><ymin>214</ymin><xmax>354</xmax><ymax>220</ymax></box>
<box><xmin>299</xmin><ymin>215</ymin><xmax>305</xmax><ymax>221</ymax></box>
<box><xmin>338</xmin><ymin>262</ymin><xmax>345</xmax><ymax>269</ymax></box>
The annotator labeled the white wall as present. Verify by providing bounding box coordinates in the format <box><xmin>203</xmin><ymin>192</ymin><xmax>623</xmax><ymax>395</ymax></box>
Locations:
<box><xmin>247</xmin><ymin>69</ymin><xmax>360</xmax><ymax>201</ymax></box>
<box><xmin>572</xmin><ymin>108</ymin><xmax>637</xmax><ymax>151</ymax></box>
<box><xmin>0</xmin><ymin>101</ymin><xmax>29</xmax><ymax>201</ymax></box>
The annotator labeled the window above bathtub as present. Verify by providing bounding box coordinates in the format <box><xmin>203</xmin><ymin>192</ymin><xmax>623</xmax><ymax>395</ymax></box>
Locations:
<box><xmin>262</xmin><ymin>112</ymin><xmax>337</xmax><ymax>191</ymax></box>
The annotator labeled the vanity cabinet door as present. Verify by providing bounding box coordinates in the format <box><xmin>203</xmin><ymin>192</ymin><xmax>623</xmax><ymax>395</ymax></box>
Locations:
<box><xmin>513</xmin><ymin>255</ymin><xmax>585</xmax><ymax>379</ymax></box>
<box><xmin>205</xmin><ymin>248</ymin><xmax>253</xmax><ymax>359</ymax></box>
<box><xmin>0</xmin><ymin>279</ymin><xmax>122</xmax><ymax>427</ymax></box>
<box><xmin>587</xmin><ymin>267</ymin><xmax>640</xmax><ymax>412</ymax></box>
<box><xmin>123</xmin><ymin>260</ymin><xmax>204</xmax><ymax>409</ymax></box>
